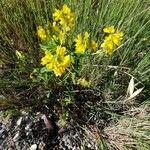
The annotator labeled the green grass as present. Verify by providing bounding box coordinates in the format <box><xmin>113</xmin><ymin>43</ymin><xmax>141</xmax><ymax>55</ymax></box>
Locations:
<box><xmin>0</xmin><ymin>0</ymin><xmax>150</xmax><ymax>149</ymax></box>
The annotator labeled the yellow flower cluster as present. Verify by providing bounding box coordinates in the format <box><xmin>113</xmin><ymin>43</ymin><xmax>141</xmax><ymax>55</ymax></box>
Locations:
<box><xmin>41</xmin><ymin>46</ymin><xmax>72</xmax><ymax>76</ymax></box>
<box><xmin>37</xmin><ymin>4</ymin><xmax>124</xmax><ymax>79</ymax></box>
<box><xmin>39</xmin><ymin>5</ymin><xmax>75</xmax><ymax>76</ymax></box>
<box><xmin>37</xmin><ymin>26</ymin><xmax>47</xmax><ymax>41</ymax></box>
<box><xmin>101</xmin><ymin>26</ymin><xmax>124</xmax><ymax>55</ymax></box>
<box><xmin>77</xmin><ymin>77</ymin><xmax>91</xmax><ymax>87</ymax></box>
<box><xmin>75</xmin><ymin>32</ymin><xmax>97</xmax><ymax>54</ymax></box>
<box><xmin>53</xmin><ymin>4</ymin><xmax>74</xmax><ymax>32</ymax></box>
<box><xmin>37</xmin><ymin>5</ymin><xmax>74</xmax><ymax>44</ymax></box>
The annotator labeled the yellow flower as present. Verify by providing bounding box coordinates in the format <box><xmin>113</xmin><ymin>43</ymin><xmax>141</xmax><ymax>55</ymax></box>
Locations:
<box><xmin>84</xmin><ymin>32</ymin><xmax>90</xmax><ymax>41</ymax></box>
<box><xmin>53</xmin><ymin>63</ymin><xmax>65</xmax><ymax>76</ymax></box>
<box><xmin>63</xmin><ymin>4</ymin><xmax>71</xmax><ymax>14</ymax></box>
<box><xmin>101</xmin><ymin>39</ymin><xmax>114</xmax><ymax>55</ymax></box>
<box><xmin>46</xmin><ymin>58</ymin><xmax>56</xmax><ymax>70</ymax></box>
<box><xmin>75</xmin><ymin>32</ymin><xmax>97</xmax><ymax>54</ymax></box>
<box><xmin>53</xmin><ymin>4</ymin><xmax>74</xmax><ymax>32</ymax></box>
<box><xmin>61</xmin><ymin>55</ymin><xmax>72</xmax><ymax>68</ymax></box>
<box><xmin>89</xmin><ymin>40</ymin><xmax>98</xmax><ymax>51</ymax></box>
<box><xmin>77</xmin><ymin>78</ymin><xmax>91</xmax><ymax>87</ymax></box>
<box><xmin>103</xmin><ymin>26</ymin><xmax>115</xmax><ymax>34</ymax></box>
<box><xmin>75</xmin><ymin>32</ymin><xmax>90</xmax><ymax>54</ymax></box>
<box><xmin>53</xmin><ymin>9</ymin><xmax>62</xmax><ymax>22</ymax></box>
<box><xmin>46</xmin><ymin>63</ymin><xmax>54</xmax><ymax>70</ymax></box>
<box><xmin>59</xmin><ymin>31</ymin><xmax>65</xmax><ymax>45</ymax></box>
<box><xmin>101</xmin><ymin>27</ymin><xmax>124</xmax><ymax>55</ymax></box>
<box><xmin>56</xmin><ymin>46</ymin><xmax>65</xmax><ymax>57</ymax></box>
<box><xmin>41</xmin><ymin>46</ymin><xmax>72</xmax><ymax>76</ymax></box>
<box><xmin>53</xmin><ymin>22</ymin><xmax>65</xmax><ymax>45</ymax></box>
<box><xmin>112</xmin><ymin>31</ymin><xmax>124</xmax><ymax>46</ymax></box>
<box><xmin>53</xmin><ymin>55</ymin><xmax>71</xmax><ymax>76</ymax></box>
<box><xmin>37</xmin><ymin>26</ymin><xmax>47</xmax><ymax>41</ymax></box>
<box><xmin>41</xmin><ymin>51</ymin><xmax>53</xmax><ymax>65</ymax></box>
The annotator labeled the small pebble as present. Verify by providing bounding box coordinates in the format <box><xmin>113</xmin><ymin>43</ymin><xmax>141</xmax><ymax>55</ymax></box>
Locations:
<box><xmin>16</xmin><ymin>117</ymin><xmax>22</xmax><ymax>126</ymax></box>
<box><xmin>0</xmin><ymin>128</ymin><xmax>5</xmax><ymax>134</ymax></box>
<box><xmin>39</xmin><ymin>142</ymin><xmax>45</xmax><ymax>150</ymax></box>
<box><xmin>25</xmin><ymin>123</ymin><xmax>32</xmax><ymax>130</ymax></box>
<box><xmin>30</xmin><ymin>144</ymin><xmax>37</xmax><ymax>150</ymax></box>
<box><xmin>13</xmin><ymin>132</ymin><xmax>20</xmax><ymax>142</ymax></box>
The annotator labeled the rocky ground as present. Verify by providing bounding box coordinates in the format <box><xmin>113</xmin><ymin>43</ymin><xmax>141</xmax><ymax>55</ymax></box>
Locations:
<box><xmin>0</xmin><ymin>110</ymin><xmax>59</xmax><ymax>150</ymax></box>
<box><xmin>0</xmin><ymin>110</ymin><xmax>99</xmax><ymax>150</ymax></box>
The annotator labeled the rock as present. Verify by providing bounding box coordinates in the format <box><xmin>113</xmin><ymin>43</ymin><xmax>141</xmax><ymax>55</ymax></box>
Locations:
<box><xmin>39</xmin><ymin>141</ymin><xmax>45</xmax><ymax>150</ymax></box>
<box><xmin>16</xmin><ymin>117</ymin><xmax>22</xmax><ymax>126</ymax></box>
<box><xmin>13</xmin><ymin>131</ymin><xmax>20</xmax><ymax>142</ymax></box>
<box><xmin>0</xmin><ymin>111</ymin><xmax>59</xmax><ymax>149</ymax></box>
<box><xmin>30</xmin><ymin>144</ymin><xmax>37</xmax><ymax>150</ymax></box>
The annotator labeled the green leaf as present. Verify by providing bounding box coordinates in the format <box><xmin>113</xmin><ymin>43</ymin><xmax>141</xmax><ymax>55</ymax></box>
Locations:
<box><xmin>40</xmin><ymin>38</ymin><xmax>58</xmax><ymax>51</ymax></box>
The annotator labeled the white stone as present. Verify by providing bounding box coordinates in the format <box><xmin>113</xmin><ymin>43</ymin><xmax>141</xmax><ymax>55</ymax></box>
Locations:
<box><xmin>30</xmin><ymin>144</ymin><xmax>37</xmax><ymax>150</ymax></box>
<box><xmin>13</xmin><ymin>132</ymin><xmax>20</xmax><ymax>142</ymax></box>
<box><xmin>16</xmin><ymin>117</ymin><xmax>22</xmax><ymax>126</ymax></box>
<box><xmin>25</xmin><ymin>123</ymin><xmax>31</xmax><ymax>130</ymax></box>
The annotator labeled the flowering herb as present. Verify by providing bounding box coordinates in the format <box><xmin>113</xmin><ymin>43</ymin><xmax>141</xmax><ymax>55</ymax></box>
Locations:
<box><xmin>36</xmin><ymin>4</ymin><xmax>124</xmax><ymax>84</ymax></box>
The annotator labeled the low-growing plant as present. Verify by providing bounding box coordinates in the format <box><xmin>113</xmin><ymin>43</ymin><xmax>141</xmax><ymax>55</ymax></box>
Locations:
<box><xmin>0</xmin><ymin>0</ymin><xmax>149</xmax><ymax>149</ymax></box>
<box><xmin>30</xmin><ymin>4</ymin><xmax>125</xmax><ymax>124</ymax></box>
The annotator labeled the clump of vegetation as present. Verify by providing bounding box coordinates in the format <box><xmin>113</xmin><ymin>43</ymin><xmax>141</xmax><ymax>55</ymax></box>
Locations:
<box><xmin>0</xmin><ymin>0</ymin><xmax>150</xmax><ymax>149</ymax></box>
